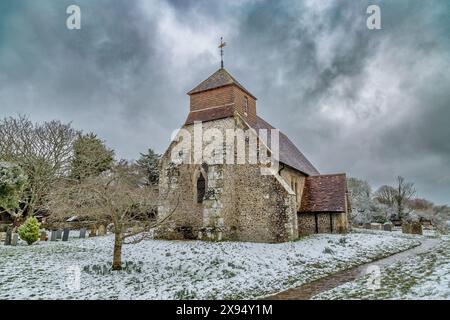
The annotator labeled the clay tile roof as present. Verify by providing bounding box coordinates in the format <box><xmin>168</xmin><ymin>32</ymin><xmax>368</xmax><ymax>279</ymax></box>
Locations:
<box><xmin>185</xmin><ymin>105</ymin><xmax>235</xmax><ymax>125</ymax></box>
<box><xmin>184</xmin><ymin>111</ymin><xmax>320</xmax><ymax>176</ymax></box>
<box><xmin>188</xmin><ymin>68</ymin><xmax>256</xmax><ymax>99</ymax></box>
<box><xmin>250</xmin><ymin>116</ymin><xmax>320</xmax><ymax>176</ymax></box>
<box><xmin>299</xmin><ymin>174</ymin><xmax>347</xmax><ymax>213</ymax></box>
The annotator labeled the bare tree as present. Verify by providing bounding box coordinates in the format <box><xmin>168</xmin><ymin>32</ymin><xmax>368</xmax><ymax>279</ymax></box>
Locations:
<box><xmin>394</xmin><ymin>176</ymin><xmax>416</xmax><ymax>220</ymax></box>
<box><xmin>375</xmin><ymin>177</ymin><xmax>416</xmax><ymax>220</ymax></box>
<box><xmin>374</xmin><ymin>185</ymin><xmax>397</xmax><ymax>207</ymax></box>
<box><xmin>407</xmin><ymin>198</ymin><xmax>434</xmax><ymax>211</ymax></box>
<box><xmin>48</xmin><ymin>162</ymin><xmax>178</xmax><ymax>270</ymax></box>
<box><xmin>0</xmin><ymin>115</ymin><xmax>79</xmax><ymax>221</ymax></box>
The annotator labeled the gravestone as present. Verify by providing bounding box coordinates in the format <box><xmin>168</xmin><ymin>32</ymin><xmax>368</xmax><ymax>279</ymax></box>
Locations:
<box><xmin>4</xmin><ymin>227</ymin><xmax>12</xmax><ymax>246</ymax></box>
<box><xmin>79</xmin><ymin>228</ymin><xmax>86</xmax><ymax>239</ymax></box>
<box><xmin>50</xmin><ymin>230</ymin><xmax>57</xmax><ymax>241</ymax></box>
<box><xmin>383</xmin><ymin>223</ymin><xmax>393</xmax><ymax>231</ymax></box>
<box><xmin>98</xmin><ymin>224</ymin><xmax>106</xmax><ymax>236</ymax></box>
<box><xmin>11</xmin><ymin>233</ymin><xmax>18</xmax><ymax>246</ymax></box>
<box><xmin>410</xmin><ymin>222</ymin><xmax>423</xmax><ymax>235</ymax></box>
<box><xmin>56</xmin><ymin>229</ymin><xmax>63</xmax><ymax>240</ymax></box>
<box><xmin>40</xmin><ymin>230</ymin><xmax>48</xmax><ymax>241</ymax></box>
<box><xmin>89</xmin><ymin>225</ymin><xmax>97</xmax><ymax>237</ymax></box>
<box><xmin>370</xmin><ymin>223</ymin><xmax>382</xmax><ymax>230</ymax></box>
<box><xmin>62</xmin><ymin>228</ymin><xmax>70</xmax><ymax>241</ymax></box>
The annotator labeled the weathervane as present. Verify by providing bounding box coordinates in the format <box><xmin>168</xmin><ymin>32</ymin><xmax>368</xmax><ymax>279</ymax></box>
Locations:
<box><xmin>219</xmin><ymin>37</ymin><xmax>226</xmax><ymax>69</ymax></box>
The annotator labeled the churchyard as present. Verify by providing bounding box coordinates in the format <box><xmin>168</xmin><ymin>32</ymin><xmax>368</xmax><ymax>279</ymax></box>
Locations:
<box><xmin>314</xmin><ymin>234</ymin><xmax>450</xmax><ymax>300</ymax></box>
<box><xmin>3</xmin><ymin>227</ymin><xmax>448</xmax><ymax>300</ymax></box>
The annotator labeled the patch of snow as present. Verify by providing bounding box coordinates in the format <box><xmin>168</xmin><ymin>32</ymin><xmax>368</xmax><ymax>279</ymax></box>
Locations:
<box><xmin>0</xmin><ymin>232</ymin><xmax>419</xmax><ymax>300</ymax></box>
<box><xmin>313</xmin><ymin>236</ymin><xmax>450</xmax><ymax>300</ymax></box>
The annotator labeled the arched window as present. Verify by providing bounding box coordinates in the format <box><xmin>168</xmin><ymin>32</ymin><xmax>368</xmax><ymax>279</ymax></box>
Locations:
<box><xmin>197</xmin><ymin>174</ymin><xmax>206</xmax><ymax>203</ymax></box>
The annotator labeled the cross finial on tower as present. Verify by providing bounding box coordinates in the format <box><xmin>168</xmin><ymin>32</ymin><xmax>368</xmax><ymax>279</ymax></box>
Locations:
<box><xmin>218</xmin><ymin>37</ymin><xmax>226</xmax><ymax>69</ymax></box>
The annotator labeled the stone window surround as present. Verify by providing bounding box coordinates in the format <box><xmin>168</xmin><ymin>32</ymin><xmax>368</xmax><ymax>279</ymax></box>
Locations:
<box><xmin>193</xmin><ymin>166</ymin><xmax>208</xmax><ymax>205</ymax></box>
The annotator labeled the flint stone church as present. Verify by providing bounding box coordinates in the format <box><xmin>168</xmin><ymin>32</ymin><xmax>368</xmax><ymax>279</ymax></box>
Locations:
<box><xmin>157</xmin><ymin>65</ymin><xmax>350</xmax><ymax>243</ymax></box>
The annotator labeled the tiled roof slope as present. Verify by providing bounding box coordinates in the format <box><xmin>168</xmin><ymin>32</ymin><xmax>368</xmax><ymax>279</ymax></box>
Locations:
<box><xmin>250</xmin><ymin>116</ymin><xmax>320</xmax><ymax>176</ymax></box>
<box><xmin>185</xmin><ymin>105</ymin><xmax>234</xmax><ymax>125</ymax></box>
<box><xmin>187</xmin><ymin>68</ymin><xmax>256</xmax><ymax>99</ymax></box>
<box><xmin>184</xmin><ymin>110</ymin><xmax>319</xmax><ymax>176</ymax></box>
<box><xmin>299</xmin><ymin>174</ymin><xmax>348</xmax><ymax>213</ymax></box>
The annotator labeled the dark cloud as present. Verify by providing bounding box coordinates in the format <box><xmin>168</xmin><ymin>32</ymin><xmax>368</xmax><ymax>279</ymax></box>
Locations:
<box><xmin>0</xmin><ymin>0</ymin><xmax>449</xmax><ymax>204</ymax></box>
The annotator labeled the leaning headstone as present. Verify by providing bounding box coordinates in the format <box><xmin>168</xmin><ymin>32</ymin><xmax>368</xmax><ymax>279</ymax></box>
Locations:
<box><xmin>79</xmin><ymin>228</ymin><xmax>86</xmax><ymax>239</ymax></box>
<box><xmin>11</xmin><ymin>233</ymin><xmax>18</xmax><ymax>246</ymax></box>
<box><xmin>56</xmin><ymin>229</ymin><xmax>63</xmax><ymax>240</ymax></box>
<box><xmin>4</xmin><ymin>227</ymin><xmax>12</xmax><ymax>246</ymax></box>
<box><xmin>98</xmin><ymin>224</ymin><xmax>106</xmax><ymax>236</ymax></box>
<box><xmin>40</xmin><ymin>230</ymin><xmax>48</xmax><ymax>241</ymax></box>
<box><xmin>62</xmin><ymin>228</ymin><xmax>70</xmax><ymax>241</ymax></box>
<box><xmin>402</xmin><ymin>223</ymin><xmax>412</xmax><ymax>234</ymax></box>
<box><xmin>410</xmin><ymin>222</ymin><xmax>423</xmax><ymax>235</ymax></box>
<box><xmin>370</xmin><ymin>223</ymin><xmax>382</xmax><ymax>230</ymax></box>
<box><xmin>89</xmin><ymin>225</ymin><xmax>97</xmax><ymax>237</ymax></box>
<box><xmin>50</xmin><ymin>230</ymin><xmax>57</xmax><ymax>241</ymax></box>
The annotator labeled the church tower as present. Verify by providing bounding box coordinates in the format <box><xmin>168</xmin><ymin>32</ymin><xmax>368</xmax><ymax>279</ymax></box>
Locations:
<box><xmin>185</xmin><ymin>68</ymin><xmax>258</xmax><ymax>126</ymax></box>
<box><xmin>156</xmin><ymin>39</ymin><xmax>349</xmax><ymax>243</ymax></box>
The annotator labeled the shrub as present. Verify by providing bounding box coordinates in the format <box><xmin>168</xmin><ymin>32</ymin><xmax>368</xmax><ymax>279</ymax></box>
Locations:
<box><xmin>18</xmin><ymin>216</ymin><xmax>40</xmax><ymax>245</ymax></box>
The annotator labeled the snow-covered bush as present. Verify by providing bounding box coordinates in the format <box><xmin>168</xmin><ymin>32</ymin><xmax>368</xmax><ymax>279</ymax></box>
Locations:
<box><xmin>18</xmin><ymin>216</ymin><xmax>40</xmax><ymax>245</ymax></box>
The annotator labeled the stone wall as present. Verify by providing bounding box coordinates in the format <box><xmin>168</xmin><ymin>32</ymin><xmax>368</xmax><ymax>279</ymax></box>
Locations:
<box><xmin>297</xmin><ymin>213</ymin><xmax>316</xmax><ymax>235</ymax></box>
<box><xmin>317</xmin><ymin>213</ymin><xmax>332</xmax><ymax>233</ymax></box>
<box><xmin>334</xmin><ymin>211</ymin><xmax>349</xmax><ymax>233</ymax></box>
<box><xmin>157</xmin><ymin>116</ymin><xmax>298</xmax><ymax>243</ymax></box>
<box><xmin>279</xmin><ymin>166</ymin><xmax>306</xmax><ymax>211</ymax></box>
<box><xmin>297</xmin><ymin>212</ymin><xmax>347</xmax><ymax>236</ymax></box>
<box><xmin>233</xmin><ymin>164</ymin><xmax>297</xmax><ymax>242</ymax></box>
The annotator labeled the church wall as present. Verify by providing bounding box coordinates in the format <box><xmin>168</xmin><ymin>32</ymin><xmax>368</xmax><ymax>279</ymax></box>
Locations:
<box><xmin>233</xmin><ymin>164</ymin><xmax>297</xmax><ymax>242</ymax></box>
<box><xmin>279</xmin><ymin>166</ymin><xmax>306</xmax><ymax>211</ymax></box>
<box><xmin>297</xmin><ymin>212</ymin><xmax>346</xmax><ymax>236</ymax></box>
<box><xmin>297</xmin><ymin>213</ymin><xmax>316</xmax><ymax>236</ymax></box>
<box><xmin>334</xmin><ymin>212</ymin><xmax>349</xmax><ymax>233</ymax></box>
<box><xmin>157</xmin><ymin>118</ymin><xmax>240</xmax><ymax>241</ymax></box>
<box><xmin>317</xmin><ymin>213</ymin><xmax>332</xmax><ymax>233</ymax></box>
<box><xmin>157</xmin><ymin>116</ymin><xmax>298</xmax><ymax>242</ymax></box>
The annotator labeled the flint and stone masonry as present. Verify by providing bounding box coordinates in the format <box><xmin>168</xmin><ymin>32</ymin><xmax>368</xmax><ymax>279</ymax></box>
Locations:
<box><xmin>157</xmin><ymin>68</ymin><xmax>350</xmax><ymax>243</ymax></box>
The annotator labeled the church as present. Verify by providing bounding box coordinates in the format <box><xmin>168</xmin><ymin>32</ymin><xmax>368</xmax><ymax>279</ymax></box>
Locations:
<box><xmin>157</xmin><ymin>51</ymin><xmax>350</xmax><ymax>243</ymax></box>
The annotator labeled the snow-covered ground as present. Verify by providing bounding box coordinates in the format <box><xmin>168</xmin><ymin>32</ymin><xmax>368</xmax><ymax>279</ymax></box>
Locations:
<box><xmin>313</xmin><ymin>235</ymin><xmax>450</xmax><ymax>300</ymax></box>
<box><xmin>0</xmin><ymin>232</ymin><xmax>420</xmax><ymax>300</ymax></box>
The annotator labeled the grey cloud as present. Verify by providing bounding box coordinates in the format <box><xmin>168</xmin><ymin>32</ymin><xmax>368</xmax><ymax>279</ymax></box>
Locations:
<box><xmin>0</xmin><ymin>0</ymin><xmax>449</xmax><ymax>204</ymax></box>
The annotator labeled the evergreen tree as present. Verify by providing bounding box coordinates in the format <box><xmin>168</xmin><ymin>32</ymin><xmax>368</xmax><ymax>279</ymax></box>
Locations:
<box><xmin>136</xmin><ymin>149</ymin><xmax>161</xmax><ymax>186</ymax></box>
<box><xmin>70</xmin><ymin>133</ymin><xmax>114</xmax><ymax>180</ymax></box>
<box><xmin>18</xmin><ymin>216</ymin><xmax>40</xmax><ymax>245</ymax></box>
<box><xmin>0</xmin><ymin>162</ymin><xmax>27</xmax><ymax>221</ymax></box>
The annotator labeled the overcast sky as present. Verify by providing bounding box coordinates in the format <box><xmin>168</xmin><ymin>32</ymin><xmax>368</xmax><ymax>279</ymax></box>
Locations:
<box><xmin>0</xmin><ymin>0</ymin><xmax>449</xmax><ymax>204</ymax></box>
